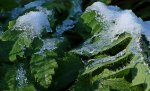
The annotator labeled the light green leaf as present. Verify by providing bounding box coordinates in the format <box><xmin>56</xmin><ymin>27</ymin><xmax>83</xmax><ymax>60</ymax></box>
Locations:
<box><xmin>30</xmin><ymin>52</ymin><xmax>58</xmax><ymax>88</ymax></box>
<box><xmin>101</xmin><ymin>78</ymin><xmax>131</xmax><ymax>91</ymax></box>
<box><xmin>1</xmin><ymin>30</ymin><xmax>22</xmax><ymax>41</ymax></box>
<box><xmin>8</xmin><ymin>20</ymin><xmax>16</xmax><ymax>30</ymax></box>
<box><xmin>9</xmin><ymin>33</ymin><xmax>32</xmax><ymax>62</ymax></box>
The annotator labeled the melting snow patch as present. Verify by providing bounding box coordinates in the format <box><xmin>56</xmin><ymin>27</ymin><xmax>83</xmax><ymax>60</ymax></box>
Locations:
<box><xmin>36</xmin><ymin>37</ymin><xmax>64</xmax><ymax>55</ymax></box>
<box><xmin>13</xmin><ymin>11</ymin><xmax>52</xmax><ymax>38</ymax></box>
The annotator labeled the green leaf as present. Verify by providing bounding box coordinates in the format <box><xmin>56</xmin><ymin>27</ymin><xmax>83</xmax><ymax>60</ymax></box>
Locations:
<box><xmin>26</xmin><ymin>37</ymin><xmax>43</xmax><ymax>56</ymax></box>
<box><xmin>132</xmin><ymin>58</ymin><xmax>150</xmax><ymax>91</ymax></box>
<box><xmin>8</xmin><ymin>20</ymin><xmax>16</xmax><ymax>30</ymax></box>
<box><xmin>50</xmin><ymin>53</ymin><xmax>83</xmax><ymax>91</ymax></box>
<box><xmin>30</xmin><ymin>51</ymin><xmax>58</xmax><ymax>88</ymax></box>
<box><xmin>130</xmin><ymin>84</ymin><xmax>145</xmax><ymax>91</ymax></box>
<box><xmin>15</xmin><ymin>84</ymin><xmax>36</xmax><ymax>91</ymax></box>
<box><xmin>0</xmin><ymin>30</ymin><xmax>22</xmax><ymax>41</ymax></box>
<box><xmin>70</xmin><ymin>2</ymin><xmax>150</xmax><ymax>91</ymax></box>
<box><xmin>9</xmin><ymin>33</ymin><xmax>32</xmax><ymax>62</ymax></box>
<box><xmin>82</xmin><ymin>52</ymin><xmax>133</xmax><ymax>76</ymax></box>
<box><xmin>0</xmin><ymin>63</ymin><xmax>17</xmax><ymax>91</ymax></box>
<box><xmin>101</xmin><ymin>78</ymin><xmax>131</xmax><ymax>91</ymax></box>
<box><xmin>75</xmin><ymin>11</ymin><xmax>103</xmax><ymax>39</ymax></box>
<box><xmin>71</xmin><ymin>75</ymin><xmax>94</xmax><ymax>91</ymax></box>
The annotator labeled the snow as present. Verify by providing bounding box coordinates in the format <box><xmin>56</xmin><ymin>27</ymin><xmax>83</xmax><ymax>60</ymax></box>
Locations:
<box><xmin>73</xmin><ymin>2</ymin><xmax>150</xmax><ymax>56</ymax></box>
<box><xmin>36</xmin><ymin>6</ymin><xmax>53</xmax><ymax>16</ymax></box>
<box><xmin>11</xmin><ymin>1</ymin><xmax>53</xmax><ymax>37</ymax></box>
<box><xmin>11</xmin><ymin>0</ymin><xmax>53</xmax><ymax>39</ymax></box>
<box><xmin>16</xmin><ymin>63</ymin><xmax>28</xmax><ymax>87</ymax></box>
<box><xmin>13</xmin><ymin>0</ymin><xmax>83</xmax><ymax>35</ymax></box>
<box><xmin>36</xmin><ymin>37</ymin><xmax>64</xmax><ymax>55</ymax></box>
<box><xmin>71</xmin><ymin>2</ymin><xmax>150</xmax><ymax>69</ymax></box>
<box><xmin>88</xmin><ymin>49</ymin><xmax>126</xmax><ymax>67</ymax></box>
<box><xmin>13</xmin><ymin>11</ymin><xmax>52</xmax><ymax>38</ymax></box>
<box><xmin>86</xmin><ymin>2</ymin><xmax>143</xmax><ymax>38</ymax></box>
<box><xmin>86</xmin><ymin>2</ymin><xmax>150</xmax><ymax>41</ymax></box>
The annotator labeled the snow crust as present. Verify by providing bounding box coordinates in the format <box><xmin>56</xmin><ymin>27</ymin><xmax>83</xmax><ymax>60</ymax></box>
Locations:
<box><xmin>13</xmin><ymin>11</ymin><xmax>51</xmax><ymax>38</ymax></box>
